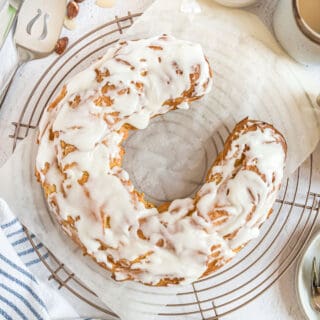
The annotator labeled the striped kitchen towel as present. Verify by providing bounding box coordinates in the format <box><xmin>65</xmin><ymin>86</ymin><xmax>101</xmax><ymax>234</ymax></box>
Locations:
<box><xmin>0</xmin><ymin>199</ymin><xmax>80</xmax><ymax>320</ymax></box>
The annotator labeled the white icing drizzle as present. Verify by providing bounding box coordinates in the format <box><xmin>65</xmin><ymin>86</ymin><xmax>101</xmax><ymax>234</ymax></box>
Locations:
<box><xmin>36</xmin><ymin>35</ymin><xmax>286</xmax><ymax>285</ymax></box>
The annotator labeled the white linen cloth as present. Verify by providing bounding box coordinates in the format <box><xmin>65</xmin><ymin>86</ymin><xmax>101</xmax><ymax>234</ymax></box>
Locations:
<box><xmin>0</xmin><ymin>199</ymin><xmax>81</xmax><ymax>320</ymax></box>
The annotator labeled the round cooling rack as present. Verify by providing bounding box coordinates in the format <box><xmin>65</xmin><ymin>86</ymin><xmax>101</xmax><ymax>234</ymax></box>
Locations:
<box><xmin>8</xmin><ymin>12</ymin><xmax>320</xmax><ymax>320</ymax></box>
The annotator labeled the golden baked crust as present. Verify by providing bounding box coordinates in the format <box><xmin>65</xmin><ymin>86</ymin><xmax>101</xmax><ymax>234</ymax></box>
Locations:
<box><xmin>197</xmin><ymin>118</ymin><xmax>287</xmax><ymax>278</ymax></box>
<box><xmin>36</xmin><ymin>35</ymin><xmax>286</xmax><ymax>286</ymax></box>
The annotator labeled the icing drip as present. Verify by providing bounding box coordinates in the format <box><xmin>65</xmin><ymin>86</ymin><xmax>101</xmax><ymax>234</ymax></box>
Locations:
<box><xmin>36</xmin><ymin>35</ymin><xmax>286</xmax><ymax>285</ymax></box>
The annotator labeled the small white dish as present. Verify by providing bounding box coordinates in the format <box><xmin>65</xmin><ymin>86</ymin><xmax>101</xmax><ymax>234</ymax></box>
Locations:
<box><xmin>297</xmin><ymin>229</ymin><xmax>320</xmax><ymax>320</ymax></box>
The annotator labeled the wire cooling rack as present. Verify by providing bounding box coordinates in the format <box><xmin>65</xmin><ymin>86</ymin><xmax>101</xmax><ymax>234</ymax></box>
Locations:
<box><xmin>7</xmin><ymin>12</ymin><xmax>320</xmax><ymax>320</ymax></box>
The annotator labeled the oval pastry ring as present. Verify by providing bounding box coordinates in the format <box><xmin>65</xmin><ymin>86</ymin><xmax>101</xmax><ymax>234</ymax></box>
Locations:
<box><xmin>35</xmin><ymin>35</ymin><xmax>287</xmax><ymax>286</ymax></box>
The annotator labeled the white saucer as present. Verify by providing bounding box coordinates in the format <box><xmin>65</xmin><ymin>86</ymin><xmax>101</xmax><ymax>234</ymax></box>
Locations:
<box><xmin>297</xmin><ymin>230</ymin><xmax>320</xmax><ymax>320</ymax></box>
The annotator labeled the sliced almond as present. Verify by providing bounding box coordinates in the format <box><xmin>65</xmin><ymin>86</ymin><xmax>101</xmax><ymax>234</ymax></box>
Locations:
<box><xmin>95</xmin><ymin>0</ymin><xmax>116</xmax><ymax>8</ymax></box>
<box><xmin>64</xmin><ymin>17</ymin><xmax>77</xmax><ymax>30</ymax></box>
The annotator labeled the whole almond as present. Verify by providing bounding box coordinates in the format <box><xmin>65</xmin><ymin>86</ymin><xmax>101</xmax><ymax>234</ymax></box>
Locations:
<box><xmin>67</xmin><ymin>1</ymin><xmax>79</xmax><ymax>19</ymax></box>
<box><xmin>55</xmin><ymin>37</ymin><xmax>69</xmax><ymax>55</ymax></box>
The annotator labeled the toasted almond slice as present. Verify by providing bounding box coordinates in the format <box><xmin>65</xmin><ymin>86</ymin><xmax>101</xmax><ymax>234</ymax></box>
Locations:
<box><xmin>64</xmin><ymin>17</ymin><xmax>77</xmax><ymax>30</ymax></box>
<box><xmin>95</xmin><ymin>0</ymin><xmax>116</xmax><ymax>8</ymax></box>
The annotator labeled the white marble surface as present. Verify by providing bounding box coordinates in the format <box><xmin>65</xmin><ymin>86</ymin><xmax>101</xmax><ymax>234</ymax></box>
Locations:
<box><xmin>0</xmin><ymin>0</ymin><xmax>320</xmax><ymax>319</ymax></box>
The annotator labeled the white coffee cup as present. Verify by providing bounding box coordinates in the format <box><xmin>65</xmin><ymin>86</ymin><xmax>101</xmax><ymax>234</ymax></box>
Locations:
<box><xmin>273</xmin><ymin>0</ymin><xmax>320</xmax><ymax>65</ymax></box>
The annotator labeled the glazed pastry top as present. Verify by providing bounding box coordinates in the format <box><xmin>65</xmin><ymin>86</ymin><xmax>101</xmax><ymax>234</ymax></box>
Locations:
<box><xmin>36</xmin><ymin>35</ymin><xmax>285</xmax><ymax>285</ymax></box>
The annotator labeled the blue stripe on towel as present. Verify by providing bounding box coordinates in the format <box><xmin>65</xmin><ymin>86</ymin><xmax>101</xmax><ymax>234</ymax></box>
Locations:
<box><xmin>0</xmin><ymin>253</ymin><xmax>36</xmax><ymax>283</ymax></box>
<box><xmin>11</xmin><ymin>235</ymin><xmax>35</xmax><ymax>247</ymax></box>
<box><xmin>0</xmin><ymin>295</ymin><xmax>27</xmax><ymax>320</ymax></box>
<box><xmin>0</xmin><ymin>283</ymin><xmax>43</xmax><ymax>320</ymax></box>
<box><xmin>7</xmin><ymin>228</ymin><xmax>24</xmax><ymax>238</ymax></box>
<box><xmin>0</xmin><ymin>307</ymin><xmax>13</xmax><ymax>320</ymax></box>
<box><xmin>1</xmin><ymin>218</ymin><xmax>18</xmax><ymax>229</ymax></box>
<box><xmin>26</xmin><ymin>253</ymin><xmax>49</xmax><ymax>267</ymax></box>
<box><xmin>0</xmin><ymin>269</ymin><xmax>47</xmax><ymax>311</ymax></box>
<box><xmin>18</xmin><ymin>243</ymin><xmax>43</xmax><ymax>257</ymax></box>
